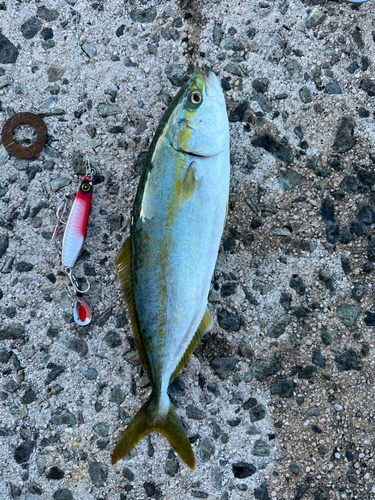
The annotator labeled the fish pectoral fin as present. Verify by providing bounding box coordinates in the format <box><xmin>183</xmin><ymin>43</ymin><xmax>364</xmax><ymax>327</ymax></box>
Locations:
<box><xmin>179</xmin><ymin>161</ymin><xmax>202</xmax><ymax>206</ymax></box>
<box><xmin>170</xmin><ymin>310</ymin><xmax>212</xmax><ymax>383</ymax></box>
<box><xmin>111</xmin><ymin>392</ymin><xmax>195</xmax><ymax>470</ymax></box>
<box><xmin>115</xmin><ymin>237</ymin><xmax>153</xmax><ymax>384</ymax></box>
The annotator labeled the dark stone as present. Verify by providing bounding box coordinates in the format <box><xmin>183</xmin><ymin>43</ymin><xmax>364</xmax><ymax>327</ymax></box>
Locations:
<box><xmin>20</xmin><ymin>17</ymin><xmax>42</xmax><ymax>39</ymax></box>
<box><xmin>252</xmin><ymin>439</ymin><xmax>270</xmax><ymax>457</ymax></box>
<box><xmin>336</xmin><ymin>304</ymin><xmax>360</xmax><ymax>326</ymax></box>
<box><xmin>368</xmin><ymin>239</ymin><xmax>375</xmax><ymax>262</ymax></box>
<box><xmin>364</xmin><ymin>312</ymin><xmax>375</xmax><ymax>326</ymax></box>
<box><xmin>270</xmin><ymin>379</ymin><xmax>295</xmax><ymax>398</ymax></box>
<box><xmin>16</xmin><ymin>262</ymin><xmax>34</xmax><ymax>272</ymax></box>
<box><xmin>335</xmin><ymin>351</ymin><xmax>362</xmax><ymax>372</ymax></box>
<box><xmin>295</xmin><ymin>485</ymin><xmax>309</xmax><ymax>499</ymax></box>
<box><xmin>352</xmin><ymin>283</ymin><xmax>364</xmax><ymax>302</ymax></box>
<box><xmin>232</xmin><ymin>462</ymin><xmax>256</xmax><ymax>479</ymax></box>
<box><xmin>320</xmin><ymin>198</ymin><xmax>334</xmax><ymax>221</ymax></box>
<box><xmin>242</xmin><ymin>286</ymin><xmax>259</xmax><ymax>305</ymax></box>
<box><xmin>104</xmin><ymin>331</ymin><xmax>122</xmax><ymax>348</ymax></box>
<box><xmin>268</xmin><ymin>314</ymin><xmax>290</xmax><ymax>338</ymax></box>
<box><xmin>229</xmin><ymin>102</ymin><xmax>249</xmax><ymax>122</ymax></box>
<box><xmin>341</xmin><ymin>255</ymin><xmax>351</xmax><ymax>275</ymax></box>
<box><xmin>217</xmin><ymin>310</ymin><xmax>240</xmax><ymax>332</ymax></box>
<box><xmin>340</xmin><ymin>175</ymin><xmax>361</xmax><ymax>193</ymax></box>
<box><xmin>213</xmin><ymin>22</ymin><xmax>224</xmax><ymax>45</ymax></box>
<box><xmin>279</xmin><ymin>172</ymin><xmax>302</xmax><ymax>191</ymax></box>
<box><xmin>109</xmin><ymin>385</ymin><xmax>125</xmax><ymax>404</ymax></box>
<box><xmin>108</xmin><ymin>126</ymin><xmax>125</xmax><ymax>134</ymax></box>
<box><xmin>290</xmin><ymin>464</ymin><xmax>300</xmax><ymax>475</ymax></box>
<box><xmin>116</xmin><ymin>25</ymin><xmax>125</xmax><ymax>37</ymax></box>
<box><xmin>165</xmin><ymin>64</ymin><xmax>184</xmax><ymax>87</ymax></box>
<box><xmin>21</xmin><ymin>389</ymin><xmax>37</xmax><ymax>405</ymax></box>
<box><xmin>0</xmin><ymin>323</ymin><xmax>25</xmax><ymax>340</ymax></box>
<box><xmin>14</xmin><ymin>441</ymin><xmax>35</xmax><ymax>463</ymax></box>
<box><xmin>289</xmin><ymin>276</ymin><xmax>305</xmax><ymax>295</ymax></box>
<box><xmin>324</xmin><ymin>83</ymin><xmax>341</xmax><ymax>95</ymax></box>
<box><xmin>325</xmin><ymin>220</ymin><xmax>340</xmax><ymax>245</ymax></box>
<box><xmin>339</xmin><ymin>226</ymin><xmax>355</xmax><ymax>244</ymax></box>
<box><xmin>358</xmin><ymin>107</ymin><xmax>370</xmax><ymax>118</ymax></box>
<box><xmin>83</xmin><ymin>368</ymin><xmax>97</xmax><ymax>380</ymax></box>
<box><xmin>254</xmin><ymin>482</ymin><xmax>269</xmax><ymax>500</ymax></box>
<box><xmin>298</xmin><ymin>365</ymin><xmax>316</xmax><ymax>379</ymax></box>
<box><xmin>41</xmin><ymin>27</ymin><xmax>53</xmax><ymax>40</ymax></box>
<box><xmin>191</xmin><ymin>492</ymin><xmax>208</xmax><ymax>499</ymax></box>
<box><xmin>37</xmin><ymin>6</ymin><xmax>59</xmax><ymax>21</ymax></box>
<box><xmin>356</xmin><ymin>166</ymin><xmax>375</xmax><ymax>186</ymax></box>
<box><xmin>96</xmin><ymin>308</ymin><xmax>112</xmax><ymax>327</ymax></box>
<box><xmin>93</xmin><ymin>422</ymin><xmax>109</xmax><ymax>437</ymax></box>
<box><xmin>130</xmin><ymin>7</ymin><xmax>157</xmax><ymax>23</ymax></box>
<box><xmin>250</xmin><ymin>404</ymin><xmax>267</xmax><ymax>422</ymax></box>
<box><xmin>252</xmin><ymin>134</ymin><xmax>293</xmax><ymax>163</ymax></box>
<box><xmin>66</xmin><ymin>337</ymin><xmax>88</xmax><ymax>357</ymax></box>
<box><xmin>45</xmin><ymin>365</ymin><xmax>65</xmax><ymax>385</ymax></box>
<box><xmin>351</xmin><ymin>222</ymin><xmax>367</xmax><ymax>236</ymax></box>
<box><xmin>0</xmin><ymin>34</ymin><xmax>19</xmax><ymax>63</ymax></box>
<box><xmin>306</xmin><ymin>8</ymin><xmax>326</xmax><ymax>29</ymax></box>
<box><xmin>223</xmin><ymin>236</ymin><xmax>234</xmax><ymax>251</ymax></box>
<box><xmin>123</xmin><ymin>467</ymin><xmax>134</xmax><ymax>481</ymax></box>
<box><xmin>332</xmin><ymin>117</ymin><xmax>356</xmax><ymax>153</ymax></box>
<box><xmin>143</xmin><ymin>482</ymin><xmax>156</xmax><ymax>497</ymax></box>
<box><xmin>251</xmin><ymin>358</ymin><xmax>280</xmax><ymax>382</ymax></box>
<box><xmin>228</xmin><ymin>417</ymin><xmax>241</xmax><ymax>427</ymax></box>
<box><xmin>357</xmin><ymin>205</ymin><xmax>375</xmax><ymax>225</ymax></box>
<box><xmin>312</xmin><ymin>351</ymin><xmax>326</xmax><ymax>369</ymax></box>
<box><xmin>0</xmin><ymin>348</ymin><xmax>11</xmax><ymax>363</ymax></box>
<box><xmin>53</xmin><ymin>489</ymin><xmax>74</xmax><ymax>500</ymax></box>
<box><xmin>299</xmin><ymin>86</ymin><xmax>312</xmax><ymax>103</ymax></box>
<box><xmin>115</xmin><ymin>313</ymin><xmax>128</xmax><ymax>328</ymax></box>
<box><xmin>50</xmin><ymin>409</ymin><xmax>76</xmax><ymax>427</ymax></box>
<box><xmin>0</xmin><ymin>234</ymin><xmax>9</xmax><ymax>258</ymax></box>
<box><xmin>200</xmin><ymin>438</ymin><xmax>215</xmax><ymax>461</ymax></box>
<box><xmin>165</xmin><ymin>458</ymin><xmax>179</xmax><ymax>476</ymax></box>
<box><xmin>252</xmin><ymin>78</ymin><xmax>269</xmax><ymax>94</ymax></box>
<box><xmin>186</xmin><ymin>405</ymin><xmax>205</xmax><ymax>420</ymax></box>
<box><xmin>352</xmin><ymin>27</ymin><xmax>364</xmax><ymax>49</ymax></box>
<box><xmin>294</xmin><ymin>307</ymin><xmax>307</xmax><ymax>318</ymax></box>
<box><xmin>210</xmin><ymin>357</ymin><xmax>237</xmax><ymax>379</ymax></box>
<box><xmin>88</xmin><ymin>462</ymin><xmax>108</xmax><ymax>487</ymax></box>
<box><xmin>221</xmin><ymin>283</ymin><xmax>236</xmax><ymax>297</ymax></box>
<box><xmin>347</xmin><ymin>62</ymin><xmax>360</xmax><ymax>74</ymax></box>
<box><xmin>46</xmin><ymin>467</ymin><xmax>65</xmax><ymax>480</ymax></box>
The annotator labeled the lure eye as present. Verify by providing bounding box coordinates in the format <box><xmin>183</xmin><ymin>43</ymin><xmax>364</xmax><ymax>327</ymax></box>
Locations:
<box><xmin>81</xmin><ymin>182</ymin><xmax>91</xmax><ymax>193</ymax></box>
<box><xmin>189</xmin><ymin>91</ymin><xmax>202</xmax><ymax>106</ymax></box>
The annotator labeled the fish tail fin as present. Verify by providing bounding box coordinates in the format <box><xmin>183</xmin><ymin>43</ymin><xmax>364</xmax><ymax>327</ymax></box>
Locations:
<box><xmin>111</xmin><ymin>392</ymin><xmax>195</xmax><ymax>470</ymax></box>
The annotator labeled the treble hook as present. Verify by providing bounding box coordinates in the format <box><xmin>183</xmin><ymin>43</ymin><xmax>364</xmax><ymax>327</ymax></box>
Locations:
<box><xmin>64</xmin><ymin>267</ymin><xmax>90</xmax><ymax>294</ymax></box>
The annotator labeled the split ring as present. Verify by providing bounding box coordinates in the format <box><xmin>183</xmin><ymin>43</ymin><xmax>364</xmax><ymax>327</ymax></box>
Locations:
<box><xmin>1</xmin><ymin>112</ymin><xmax>47</xmax><ymax>159</ymax></box>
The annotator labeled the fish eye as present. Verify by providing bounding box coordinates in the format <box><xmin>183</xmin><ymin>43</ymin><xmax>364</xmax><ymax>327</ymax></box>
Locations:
<box><xmin>189</xmin><ymin>91</ymin><xmax>202</xmax><ymax>106</ymax></box>
<box><xmin>81</xmin><ymin>182</ymin><xmax>91</xmax><ymax>192</ymax></box>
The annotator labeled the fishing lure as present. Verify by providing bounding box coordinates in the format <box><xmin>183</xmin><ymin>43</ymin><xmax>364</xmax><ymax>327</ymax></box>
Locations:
<box><xmin>50</xmin><ymin>160</ymin><xmax>95</xmax><ymax>326</ymax></box>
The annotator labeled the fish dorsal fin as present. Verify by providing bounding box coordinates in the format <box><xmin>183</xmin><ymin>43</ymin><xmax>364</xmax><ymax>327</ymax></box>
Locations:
<box><xmin>169</xmin><ymin>310</ymin><xmax>212</xmax><ymax>383</ymax></box>
<box><xmin>179</xmin><ymin>161</ymin><xmax>202</xmax><ymax>206</ymax></box>
<box><xmin>115</xmin><ymin>237</ymin><xmax>153</xmax><ymax>385</ymax></box>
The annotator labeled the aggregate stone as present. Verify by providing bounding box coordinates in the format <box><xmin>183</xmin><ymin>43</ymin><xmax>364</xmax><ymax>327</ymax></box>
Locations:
<box><xmin>356</xmin><ymin>205</ymin><xmax>375</xmax><ymax>225</ymax></box>
<box><xmin>339</xmin><ymin>226</ymin><xmax>355</xmax><ymax>244</ymax></box>
<box><xmin>0</xmin><ymin>234</ymin><xmax>9</xmax><ymax>258</ymax></box>
<box><xmin>336</xmin><ymin>304</ymin><xmax>360</xmax><ymax>326</ymax></box>
<box><xmin>217</xmin><ymin>309</ymin><xmax>240</xmax><ymax>332</ymax></box>
<box><xmin>109</xmin><ymin>385</ymin><xmax>125</xmax><ymax>404</ymax></box>
<box><xmin>325</xmin><ymin>220</ymin><xmax>340</xmax><ymax>245</ymax></box>
<box><xmin>324</xmin><ymin>83</ymin><xmax>342</xmax><ymax>95</ymax></box>
<box><xmin>254</xmin><ymin>482</ymin><xmax>269</xmax><ymax>500</ymax></box>
<box><xmin>306</xmin><ymin>8</ymin><xmax>326</xmax><ymax>29</ymax></box>
<box><xmin>15</xmin><ymin>262</ymin><xmax>34</xmax><ymax>272</ymax></box>
<box><xmin>297</xmin><ymin>365</ymin><xmax>316</xmax><ymax>379</ymax></box>
<box><xmin>351</xmin><ymin>221</ymin><xmax>367</xmax><ymax>236</ymax></box>
<box><xmin>298</xmin><ymin>86</ymin><xmax>312</xmax><ymax>104</ymax></box>
<box><xmin>93</xmin><ymin>422</ymin><xmax>109</xmax><ymax>437</ymax></box>
<box><xmin>210</xmin><ymin>356</ymin><xmax>237</xmax><ymax>379</ymax></box>
<box><xmin>250</xmin><ymin>404</ymin><xmax>267</xmax><ymax>422</ymax></box>
<box><xmin>335</xmin><ymin>351</ymin><xmax>362</xmax><ymax>372</ymax></box>
<box><xmin>88</xmin><ymin>462</ymin><xmax>107</xmax><ymax>487</ymax></box>
<box><xmin>83</xmin><ymin>368</ymin><xmax>98</xmax><ymax>380</ymax></box>
<box><xmin>200</xmin><ymin>438</ymin><xmax>215</xmax><ymax>462</ymax></box>
<box><xmin>50</xmin><ymin>409</ymin><xmax>76</xmax><ymax>427</ymax></box>
<box><xmin>332</xmin><ymin>117</ymin><xmax>356</xmax><ymax>153</ymax></box>
<box><xmin>97</xmin><ymin>103</ymin><xmax>122</xmax><ymax>117</ymax></box>
<box><xmin>0</xmin><ymin>33</ymin><xmax>19</xmax><ymax>63</ymax></box>
<box><xmin>14</xmin><ymin>441</ymin><xmax>35</xmax><ymax>464</ymax></box>
<box><xmin>278</xmin><ymin>172</ymin><xmax>302</xmax><ymax>191</ymax></box>
<box><xmin>45</xmin><ymin>365</ymin><xmax>65</xmax><ymax>385</ymax></box>
<box><xmin>289</xmin><ymin>276</ymin><xmax>305</xmax><ymax>296</ymax></box>
<box><xmin>52</xmin><ymin>489</ymin><xmax>74</xmax><ymax>500</ymax></box>
<box><xmin>186</xmin><ymin>405</ymin><xmax>206</xmax><ymax>420</ymax></box>
<box><xmin>37</xmin><ymin>6</ymin><xmax>59</xmax><ymax>21</ymax></box>
<box><xmin>270</xmin><ymin>379</ymin><xmax>295</xmax><ymax>398</ymax></box>
<box><xmin>66</xmin><ymin>338</ymin><xmax>88</xmax><ymax>357</ymax></box>
<box><xmin>103</xmin><ymin>330</ymin><xmax>122</xmax><ymax>348</ymax></box>
<box><xmin>21</xmin><ymin>389</ymin><xmax>37</xmax><ymax>405</ymax></box>
<box><xmin>364</xmin><ymin>312</ymin><xmax>375</xmax><ymax>326</ymax></box>
<box><xmin>251</xmin><ymin>134</ymin><xmax>293</xmax><ymax>163</ymax></box>
<box><xmin>130</xmin><ymin>6</ymin><xmax>157</xmax><ymax>23</ymax></box>
<box><xmin>268</xmin><ymin>314</ymin><xmax>290</xmax><ymax>338</ymax></box>
<box><xmin>251</xmin><ymin>357</ymin><xmax>280</xmax><ymax>382</ymax></box>
<box><xmin>82</xmin><ymin>43</ymin><xmax>97</xmax><ymax>59</ymax></box>
<box><xmin>312</xmin><ymin>351</ymin><xmax>326</xmax><ymax>369</ymax></box>
<box><xmin>20</xmin><ymin>17</ymin><xmax>42</xmax><ymax>39</ymax></box>
<box><xmin>0</xmin><ymin>323</ymin><xmax>25</xmax><ymax>340</ymax></box>
<box><xmin>351</xmin><ymin>283</ymin><xmax>364</xmax><ymax>302</ymax></box>
<box><xmin>252</xmin><ymin>439</ymin><xmax>270</xmax><ymax>457</ymax></box>
<box><xmin>165</xmin><ymin>64</ymin><xmax>185</xmax><ymax>87</ymax></box>
<box><xmin>232</xmin><ymin>462</ymin><xmax>257</xmax><ymax>479</ymax></box>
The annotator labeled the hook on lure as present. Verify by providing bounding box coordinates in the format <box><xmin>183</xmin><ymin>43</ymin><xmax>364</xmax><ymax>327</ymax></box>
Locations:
<box><xmin>50</xmin><ymin>157</ymin><xmax>96</xmax><ymax>325</ymax></box>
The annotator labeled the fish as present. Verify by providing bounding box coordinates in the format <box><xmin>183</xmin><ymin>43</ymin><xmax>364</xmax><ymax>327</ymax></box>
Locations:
<box><xmin>112</xmin><ymin>71</ymin><xmax>230</xmax><ymax>470</ymax></box>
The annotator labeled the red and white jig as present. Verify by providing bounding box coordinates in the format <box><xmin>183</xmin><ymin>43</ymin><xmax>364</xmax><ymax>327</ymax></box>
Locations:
<box><xmin>50</xmin><ymin>160</ymin><xmax>96</xmax><ymax>326</ymax></box>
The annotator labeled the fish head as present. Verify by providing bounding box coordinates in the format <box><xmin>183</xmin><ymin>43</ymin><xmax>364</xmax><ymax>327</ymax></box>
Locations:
<box><xmin>166</xmin><ymin>71</ymin><xmax>229</xmax><ymax>158</ymax></box>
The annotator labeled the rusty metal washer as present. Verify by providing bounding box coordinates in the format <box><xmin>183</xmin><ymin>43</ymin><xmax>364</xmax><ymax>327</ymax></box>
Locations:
<box><xmin>1</xmin><ymin>112</ymin><xmax>47</xmax><ymax>160</ymax></box>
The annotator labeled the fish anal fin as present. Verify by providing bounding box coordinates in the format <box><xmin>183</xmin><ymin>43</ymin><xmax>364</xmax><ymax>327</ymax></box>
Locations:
<box><xmin>169</xmin><ymin>310</ymin><xmax>212</xmax><ymax>383</ymax></box>
<box><xmin>179</xmin><ymin>161</ymin><xmax>202</xmax><ymax>206</ymax></box>
<box><xmin>115</xmin><ymin>237</ymin><xmax>153</xmax><ymax>384</ymax></box>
